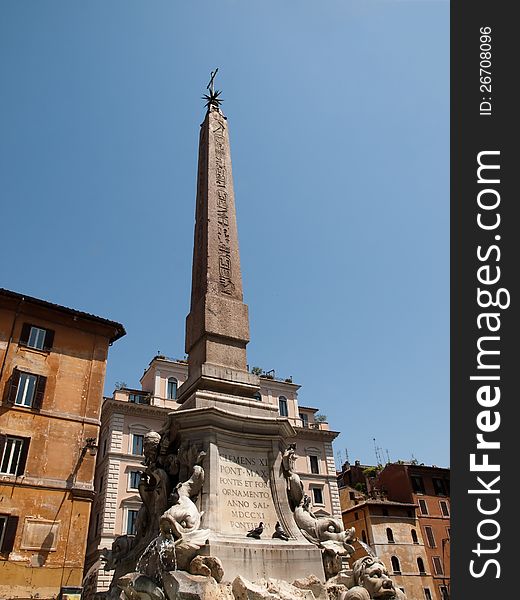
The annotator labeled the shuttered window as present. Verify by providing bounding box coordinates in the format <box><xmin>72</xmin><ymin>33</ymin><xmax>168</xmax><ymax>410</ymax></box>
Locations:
<box><xmin>0</xmin><ymin>515</ymin><xmax>19</xmax><ymax>553</ymax></box>
<box><xmin>19</xmin><ymin>324</ymin><xmax>55</xmax><ymax>351</ymax></box>
<box><xmin>7</xmin><ymin>369</ymin><xmax>46</xmax><ymax>410</ymax></box>
<box><xmin>0</xmin><ymin>436</ymin><xmax>30</xmax><ymax>476</ymax></box>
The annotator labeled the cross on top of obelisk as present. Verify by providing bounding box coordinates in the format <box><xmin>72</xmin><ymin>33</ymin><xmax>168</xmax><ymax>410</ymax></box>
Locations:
<box><xmin>203</xmin><ymin>68</ymin><xmax>223</xmax><ymax>111</ymax></box>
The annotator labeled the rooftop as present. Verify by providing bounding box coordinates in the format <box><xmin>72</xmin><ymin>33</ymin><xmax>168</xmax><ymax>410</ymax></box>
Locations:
<box><xmin>0</xmin><ymin>288</ymin><xmax>126</xmax><ymax>343</ymax></box>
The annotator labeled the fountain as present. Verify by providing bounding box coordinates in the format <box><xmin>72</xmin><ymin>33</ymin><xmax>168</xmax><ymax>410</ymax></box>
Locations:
<box><xmin>96</xmin><ymin>74</ymin><xmax>407</xmax><ymax>600</ymax></box>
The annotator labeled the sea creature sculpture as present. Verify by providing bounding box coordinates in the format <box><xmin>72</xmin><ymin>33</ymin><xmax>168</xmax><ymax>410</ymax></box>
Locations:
<box><xmin>342</xmin><ymin>556</ymin><xmax>407</xmax><ymax>600</ymax></box>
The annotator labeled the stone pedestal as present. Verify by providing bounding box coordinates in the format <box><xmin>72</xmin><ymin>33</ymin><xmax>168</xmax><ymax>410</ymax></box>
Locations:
<box><xmin>169</xmin><ymin>393</ymin><xmax>325</xmax><ymax>582</ymax></box>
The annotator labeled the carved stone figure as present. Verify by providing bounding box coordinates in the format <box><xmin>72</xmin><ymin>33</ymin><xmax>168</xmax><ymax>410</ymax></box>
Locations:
<box><xmin>159</xmin><ymin>451</ymin><xmax>207</xmax><ymax>540</ymax></box>
<box><xmin>281</xmin><ymin>444</ymin><xmax>304</xmax><ymax>509</ymax></box>
<box><xmin>281</xmin><ymin>445</ymin><xmax>356</xmax><ymax>579</ymax></box>
<box><xmin>343</xmin><ymin>556</ymin><xmax>407</xmax><ymax>600</ymax></box>
<box><xmin>100</xmin><ymin>426</ymin><xmax>220</xmax><ymax>600</ymax></box>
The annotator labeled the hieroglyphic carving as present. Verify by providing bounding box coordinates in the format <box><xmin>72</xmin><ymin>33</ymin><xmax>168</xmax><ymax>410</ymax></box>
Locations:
<box><xmin>213</xmin><ymin>117</ymin><xmax>235</xmax><ymax>296</ymax></box>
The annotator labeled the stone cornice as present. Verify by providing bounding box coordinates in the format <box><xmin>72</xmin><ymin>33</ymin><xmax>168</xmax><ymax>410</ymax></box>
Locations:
<box><xmin>294</xmin><ymin>426</ymin><xmax>339</xmax><ymax>442</ymax></box>
<box><xmin>0</xmin><ymin>474</ymin><xmax>95</xmax><ymax>499</ymax></box>
<box><xmin>172</xmin><ymin>405</ymin><xmax>296</xmax><ymax>438</ymax></box>
<box><xmin>101</xmin><ymin>398</ymin><xmax>171</xmax><ymax>422</ymax></box>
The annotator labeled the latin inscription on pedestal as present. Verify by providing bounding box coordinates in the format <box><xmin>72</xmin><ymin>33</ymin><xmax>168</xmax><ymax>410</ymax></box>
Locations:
<box><xmin>218</xmin><ymin>447</ymin><xmax>279</xmax><ymax>535</ymax></box>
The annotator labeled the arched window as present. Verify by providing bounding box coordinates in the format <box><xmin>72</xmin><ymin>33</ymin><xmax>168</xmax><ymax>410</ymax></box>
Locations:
<box><xmin>167</xmin><ymin>377</ymin><xmax>178</xmax><ymax>400</ymax></box>
<box><xmin>362</xmin><ymin>530</ymin><xmax>367</xmax><ymax>544</ymax></box>
<box><xmin>411</xmin><ymin>529</ymin><xmax>419</xmax><ymax>544</ymax></box>
<box><xmin>253</xmin><ymin>392</ymin><xmax>262</xmax><ymax>401</ymax></box>
<box><xmin>386</xmin><ymin>527</ymin><xmax>395</xmax><ymax>543</ymax></box>
<box><xmin>391</xmin><ymin>556</ymin><xmax>401</xmax><ymax>574</ymax></box>
<box><xmin>417</xmin><ymin>557</ymin><xmax>426</xmax><ymax>574</ymax></box>
<box><xmin>279</xmin><ymin>396</ymin><xmax>288</xmax><ymax>417</ymax></box>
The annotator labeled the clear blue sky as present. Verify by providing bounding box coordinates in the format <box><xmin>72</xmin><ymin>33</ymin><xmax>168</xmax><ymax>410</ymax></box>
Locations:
<box><xmin>0</xmin><ymin>1</ymin><xmax>449</xmax><ymax>468</ymax></box>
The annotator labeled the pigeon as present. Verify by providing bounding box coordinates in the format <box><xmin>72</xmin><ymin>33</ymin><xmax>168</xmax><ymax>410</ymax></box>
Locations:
<box><xmin>272</xmin><ymin>522</ymin><xmax>289</xmax><ymax>541</ymax></box>
<box><xmin>246</xmin><ymin>522</ymin><xmax>264</xmax><ymax>539</ymax></box>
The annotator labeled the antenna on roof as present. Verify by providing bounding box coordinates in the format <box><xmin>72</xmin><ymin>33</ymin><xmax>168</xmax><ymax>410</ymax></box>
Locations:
<box><xmin>373</xmin><ymin>437</ymin><xmax>383</xmax><ymax>465</ymax></box>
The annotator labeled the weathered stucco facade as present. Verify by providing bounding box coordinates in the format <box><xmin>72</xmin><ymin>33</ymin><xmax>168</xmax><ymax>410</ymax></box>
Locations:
<box><xmin>377</xmin><ymin>464</ymin><xmax>451</xmax><ymax>600</ymax></box>
<box><xmin>338</xmin><ymin>461</ymin><xmax>451</xmax><ymax>600</ymax></box>
<box><xmin>0</xmin><ymin>289</ymin><xmax>124</xmax><ymax>599</ymax></box>
<box><xmin>342</xmin><ymin>499</ymin><xmax>437</xmax><ymax>600</ymax></box>
<box><xmin>84</xmin><ymin>356</ymin><xmax>341</xmax><ymax>597</ymax></box>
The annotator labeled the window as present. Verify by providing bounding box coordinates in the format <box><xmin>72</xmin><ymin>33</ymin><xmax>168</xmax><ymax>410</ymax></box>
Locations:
<box><xmin>15</xmin><ymin>373</ymin><xmax>38</xmax><ymax>407</ymax></box>
<box><xmin>278</xmin><ymin>396</ymin><xmax>288</xmax><ymax>417</ymax></box>
<box><xmin>311</xmin><ymin>487</ymin><xmax>324</xmax><ymax>505</ymax></box>
<box><xmin>103</xmin><ymin>438</ymin><xmax>108</xmax><ymax>456</ymax></box>
<box><xmin>129</xmin><ymin>471</ymin><xmax>141</xmax><ymax>490</ymax></box>
<box><xmin>446</xmin><ymin>527</ymin><xmax>451</xmax><ymax>539</ymax></box>
<box><xmin>440</xmin><ymin>500</ymin><xmax>450</xmax><ymax>516</ymax></box>
<box><xmin>411</xmin><ymin>476</ymin><xmax>425</xmax><ymax>493</ymax></box>
<box><xmin>167</xmin><ymin>378</ymin><xmax>178</xmax><ymax>400</ymax></box>
<box><xmin>423</xmin><ymin>589</ymin><xmax>433</xmax><ymax>600</ymax></box>
<box><xmin>95</xmin><ymin>513</ymin><xmax>100</xmax><ymax>536</ymax></box>
<box><xmin>439</xmin><ymin>585</ymin><xmax>449</xmax><ymax>600</ymax></box>
<box><xmin>132</xmin><ymin>434</ymin><xmax>144</xmax><ymax>456</ymax></box>
<box><xmin>126</xmin><ymin>509</ymin><xmax>139</xmax><ymax>535</ymax></box>
<box><xmin>424</xmin><ymin>526</ymin><xmax>436</xmax><ymax>548</ymax></box>
<box><xmin>411</xmin><ymin>529</ymin><xmax>419</xmax><ymax>544</ymax></box>
<box><xmin>129</xmin><ymin>393</ymin><xmax>149</xmax><ymax>405</ymax></box>
<box><xmin>0</xmin><ymin>436</ymin><xmax>29</xmax><ymax>476</ymax></box>
<box><xmin>299</xmin><ymin>413</ymin><xmax>309</xmax><ymax>427</ymax></box>
<box><xmin>8</xmin><ymin>370</ymin><xmax>46</xmax><ymax>410</ymax></box>
<box><xmin>433</xmin><ymin>478</ymin><xmax>447</xmax><ymax>496</ymax></box>
<box><xmin>309</xmin><ymin>455</ymin><xmax>319</xmax><ymax>474</ymax></box>
<box><xmin>19</xmin><ymin>323</ymin><xmax>54</xmax><ymax>351</ymax></box>
<box><xmin>361</xmin><ymin>530</ymin><xmax>367</xmax><ymax>544</ymax></box>
<box><xmin>419</xmin><ymin>499</ymin><xmax>429</xmax><ymax>515</ymax></box>
<box><xmin>354</xmin><ymin>512</ymin><xmax>359</xmax><ymax>520</ymax></box>
<box><xmin>432</xmin><ymin>556</ymin><xmax>444</xmax><ymax>575</ymax></box>
<box><xmin>0</xmin><ymin>516</ymin><xmax>7</xmax><ymax>549</ymax></box>
<box><xmin>417</xmin><ymin>557</ymin><xmax>426</xmax><ymax>574</ymax></box>
<box><xmin>0</xmin><ymin>514</ymin><xmax>19</xmax><ymax>553</ymax></box>
<box><xmin>349</xmin><ymin>492</ymin><xmax>356</xmax><ymax>501</ymax></box>
<box><xmin>386</xmin><ymin>528</ymin><xmax>395</xmax><ymax>543</ymax></box>
<box><xmin>391</xmin><ymin>556</ymin><xmax>401</xmax><ymax>574</ymax></box>
<box><xmin>253</xmin><ymin>392</ymin><xmax>262</xmax><ymax>402</ymax></box>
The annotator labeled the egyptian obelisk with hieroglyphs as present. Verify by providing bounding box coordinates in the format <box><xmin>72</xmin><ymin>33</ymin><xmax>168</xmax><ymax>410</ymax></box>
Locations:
<box><xmin>178</xmin><ymin>76</ymin><xmax>259</xmax><ymax>404</ymax></box>
<box><xmin>170</xmin><ymin>75</ymin><xmax>326</xmax><ymax>580</ymax></box>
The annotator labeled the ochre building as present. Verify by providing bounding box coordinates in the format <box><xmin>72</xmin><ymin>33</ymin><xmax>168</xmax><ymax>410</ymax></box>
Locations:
<box><xmin>337</xmin><ymin>461</ymin><xmax>451</xmax><ymax>600</ymax></box>
<box><xmin>0</xmin><ymin>288</ymin><xmax>125</xmax><ymax>599</ymax></box>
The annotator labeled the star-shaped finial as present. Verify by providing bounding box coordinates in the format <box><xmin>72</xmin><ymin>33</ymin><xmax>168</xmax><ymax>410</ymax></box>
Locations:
<box><xmin>202</xmin><ymin>88</ymin><xmax>223</xmax><ymax>110</ymax></box>
<box><xmin>203</xmin><ymin>68</ymin><xmax>223</xmax><ymax>111</ymax></box>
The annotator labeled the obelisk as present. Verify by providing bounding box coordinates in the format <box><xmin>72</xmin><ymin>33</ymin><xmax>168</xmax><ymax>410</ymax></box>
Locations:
<box><xmin>171</xmin><ymin>73</ymin><xmax>325</xmax><ymax>582</ymax></box>
<box><xmin>178</xmin><ymin>74</ymin><xmax>259</xmax><ymax>403</ymax></box>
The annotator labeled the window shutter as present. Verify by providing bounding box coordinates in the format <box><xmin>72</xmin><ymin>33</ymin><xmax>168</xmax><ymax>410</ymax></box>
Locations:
<box><xmin>0</xmin><ymin>434</ymin><xmax>6</xmax><ymax>461</ymax></box>
<box><xmin>43</xmin><ymin>329</ymin><xmax>55</xmax><ymax>351</ymax></box>
<box><xmin>33</xmin><ymin>376</ymin><xmax>47</xmax><ymax>410</ymax></box>
<box><xmin>19</xmin><ymin>323</ymin><xmax>32</xmax><ymax>346</ymax></box>
<box><xmin>1</xmin><ymin>516</ymin><xmax>19</xmax><ymax>553</ymax></box>
<box><xmin>5</xmin><ymin>369</ymin><xmax>20</xmax><ymax>405</ymax></box>
<box><xmin>16</xmin><ymin>439</ymin><xmax>30</xmax><ymax>476</ymax></box>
